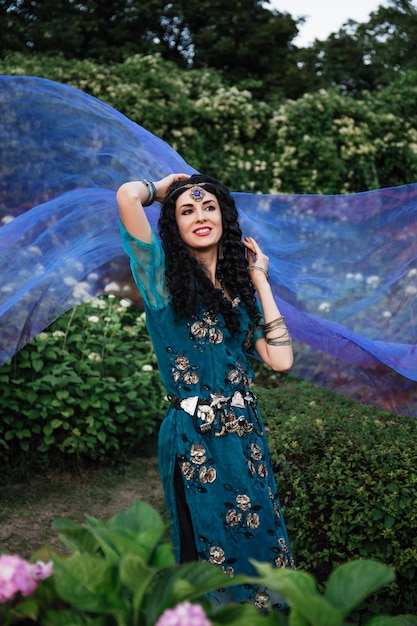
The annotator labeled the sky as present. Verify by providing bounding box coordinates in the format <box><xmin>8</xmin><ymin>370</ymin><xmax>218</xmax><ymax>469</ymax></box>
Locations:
<box><xmin>269</xmin><ymin>0</ymin><xmax>388</xmax><ymax>46</ymax></box>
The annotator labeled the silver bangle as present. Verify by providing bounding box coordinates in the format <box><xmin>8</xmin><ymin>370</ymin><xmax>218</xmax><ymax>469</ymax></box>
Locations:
<box><xmin>247</xmin><ymin>265</ymin><xmax>270</xmax><ymax>280</ymax></box>
<box><xmin>266</xmin><ymin>337</ymin><xmax>293</xmax><ymax>346</ymax></box>
<box><xmin>141</xmin><ymin>179</ymin><xmax>157</xmax><ymax>206</ymax></box>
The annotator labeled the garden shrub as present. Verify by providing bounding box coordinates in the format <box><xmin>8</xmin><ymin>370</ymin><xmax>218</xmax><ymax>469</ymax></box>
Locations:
<box><xmin>256</xmin><ymin>381</ymin><xmax>417</xmax><ymax>619</ymax></box>
<box><xmin>0</xmin><ymin>296</ymin><xmax>166</xmax><ymax>471</ymax></box>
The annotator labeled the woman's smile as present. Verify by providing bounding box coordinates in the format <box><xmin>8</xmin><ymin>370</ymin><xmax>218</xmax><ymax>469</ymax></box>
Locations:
<box><xmin>193</xmin><ymin>226</ymin><xmax>212</xmax><ymax>236</ymax></box>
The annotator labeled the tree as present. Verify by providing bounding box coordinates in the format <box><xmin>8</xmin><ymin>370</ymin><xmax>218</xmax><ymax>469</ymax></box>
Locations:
<box><xmin>155</xmin><ymin>0</ymin><xmax>300</xmax><ymax>99</ymax></box>
<box><xmin>0</xmin><ymin>0</ymin><xmax>162</xmax><ymax>62</ymax></box>
<box><xmin>299</xmin><ymin>0</ymin><xmax>417</xmax><ymax>96</ymax></box>
<box><xmin>0</xmin><ymin>0</ymin><xmax>301</xmax><ymax>100</ymax></box>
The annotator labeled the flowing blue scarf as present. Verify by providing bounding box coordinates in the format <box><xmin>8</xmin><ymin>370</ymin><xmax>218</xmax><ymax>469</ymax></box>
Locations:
<box><xmin>1</xmin><ymin>76</ymin><xmax>416</xmax><ymax>416</ymax></box>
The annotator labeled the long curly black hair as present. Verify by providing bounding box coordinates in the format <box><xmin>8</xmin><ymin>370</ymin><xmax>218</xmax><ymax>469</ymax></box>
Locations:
<box><xmin>158</xmin><ymin>174</ymin><xmax>261</xmax><ymax>334</ymax></box>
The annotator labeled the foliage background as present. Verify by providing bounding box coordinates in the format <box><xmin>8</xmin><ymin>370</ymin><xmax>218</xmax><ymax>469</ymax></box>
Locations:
<box><xmin>2</xmin><ymin>51</ymin><xmax>417</xmax><ymax>195</ymax></box>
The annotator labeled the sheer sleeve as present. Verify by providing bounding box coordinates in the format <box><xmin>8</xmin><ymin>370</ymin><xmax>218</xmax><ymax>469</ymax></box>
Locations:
<box><xmin>120</xmin><ymin>221</ymin><xmax>170</xmax><ymax>309</ymax></box>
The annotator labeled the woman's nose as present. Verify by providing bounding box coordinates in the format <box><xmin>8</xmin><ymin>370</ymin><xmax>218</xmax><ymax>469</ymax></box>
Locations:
<box><xmin>195</xmin><ymin>208</ymin><xmax>207</xmax><ymax>221</ymax></box>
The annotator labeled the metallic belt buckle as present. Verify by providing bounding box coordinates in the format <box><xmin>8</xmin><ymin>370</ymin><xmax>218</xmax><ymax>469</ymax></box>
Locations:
<box><xmin>197</xmin><ymin>404</ymin><xmax>215</xmax><ymax>432</ymax></box>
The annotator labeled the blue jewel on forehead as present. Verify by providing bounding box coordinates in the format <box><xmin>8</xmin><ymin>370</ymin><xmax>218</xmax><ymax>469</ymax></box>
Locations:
<box><xmin>189</xmin><ymin>185</ymin><xmax>206</xmax><ymax>202</ymax></box>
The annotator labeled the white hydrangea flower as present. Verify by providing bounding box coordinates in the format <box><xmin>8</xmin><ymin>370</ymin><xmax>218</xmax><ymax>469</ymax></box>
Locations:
<box><xmin>104</xmin><ymin>282</ymin><xmax>120</xmax><ymax>293</ymax></box>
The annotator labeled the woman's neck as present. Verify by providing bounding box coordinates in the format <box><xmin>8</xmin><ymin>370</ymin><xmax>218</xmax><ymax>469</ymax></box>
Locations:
<box><xmin>191</xmin><ymin>248</ymin><xmax>218</xmax><ymax>285</ymax></box>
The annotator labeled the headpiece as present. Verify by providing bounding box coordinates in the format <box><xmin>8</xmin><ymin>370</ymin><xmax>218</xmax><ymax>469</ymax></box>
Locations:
<box><xmin>167</xmin><ymin>182</ymin><xmax>211</xmax><ymax>202</ymax></box>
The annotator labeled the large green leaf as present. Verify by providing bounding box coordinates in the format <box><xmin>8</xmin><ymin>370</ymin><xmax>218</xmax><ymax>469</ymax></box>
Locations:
<box><xmin>52</xmin><ymin>554</ymin><xmax>124</xmax><ymax>614</ymax></box>
<box><xmin>106</xmin><ymin>498</ymin><xmax>164</xmax><ymax>534</ymax></box>
<box><xmin>210</xmin><ymin>602</ymin><xmax>285</xmax><ymax>625</ymax></box>
<box><xmin>52</xmin><ymin>519</ymin><xmax>101</xmax><ymax>555</ymax></box>
<box><xmin>324</xmin><ymin>560</ymin><xmax>395</xmax><ymax>616</ymax></box>
<box><xmin>288</xmin><ymin>609</ymin><xmax>310</xmax><ymax>626</ymax></box>
<box><xmin>89</xmin><ymin>526</ymin><xmax>166</xmax><ymax>563</ymax></box>
<box><xmin>144</xmin><ymin>561</ymin><xmax>249</xmax><ymax>625</ymax></box>
<box><xmin>43</xmin><ymin>610</ymin><xmax>109</xmax><ymax>626</ymax></box>
<box><xmin>151</xmin><ymin>541</ymin><xmax>176</xmax><ymax>568</ymax></box>
<box><xmin>43</xmin><ymin>609</ymin><xmax>89</xmax><ymax>625</ymax></box>
<box><xmin>119</xmin><ymin>554</ymin><xmax>155</xmax><ymax>619</ymax></box>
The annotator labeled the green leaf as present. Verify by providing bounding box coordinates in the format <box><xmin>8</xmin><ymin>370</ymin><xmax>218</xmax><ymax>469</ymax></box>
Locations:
<box><xmin>91</xmin><ymin>526</ymin><xmax>166</xmax><ymax>563</ymax></box>
<box><xmin>9</xmin><ymin>597</ymin><xmax>39</xmax><ymax>621</ymax></box>
<box><xmin>210</xmin><ymin>602</ymin><xmax>284</xmax><ymax>625</ymax></box>
<box><xmin>144</xmin><ymin>561</ymin><xmax>250</xmax><ymax>625</ymax></box>
<box><xmin>106</xmin><ymin>498</ymin><xmax>164</xmax><ymax>535</ymax></box>
<box><xmin>52</xmin><ymin>554</ymin><xmax>124</xmax><ymax>613</ymax></box>
<box><xmin>43</xmin><ymin>608</ymin><xmax>93</xmax><ymax>625</ymax></box>
<box><xmin>152</xmin><ymin>542</ymin><xmax>176</xmax><ymax>569</ymax></box>
<box><xmin>288</xmin><ymin>608</ymin><xmax>310</xmax><ymax>626</ymax></box>
<box><xmin>324</xmin><ymin>560</ymin><xmax>395</xmax><ymax>617</ymax></box>
<box><xmin>366</xmin><ymin>618</ymin><xmax>403</xmax><ymax>626</ymax></box>
<box><xmin>32</xmin><ymin>357</ymin><xmax>44</xmax><ymax>372</ymax></box>
<box><xmin>119</xmin><ymin>554</ymin><xmax>154</xmax><ymax>616</ymax></box>
<box><xmin>26</xmin><ymin>390</ymin><xmax>38</xmax><ymax>403</ymax></box>
<box><xmin>384</xmin><ymin>515</ymin><xmax>396</xmax><ymax>529</ymax></box>
<box><xmin>52</xmin><ymin>518</ymin><xmax>101</xmax><ymax>554</ymax></box>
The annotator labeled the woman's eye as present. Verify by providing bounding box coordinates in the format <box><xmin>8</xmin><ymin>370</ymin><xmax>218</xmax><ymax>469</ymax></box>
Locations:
<box><xmin>205</xmin><ymin>205</ymin><xmax>216</xmax><ymax>211</ymax></box>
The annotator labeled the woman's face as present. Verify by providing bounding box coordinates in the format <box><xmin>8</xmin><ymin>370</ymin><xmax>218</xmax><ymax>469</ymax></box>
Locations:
<box><xmin>175</xmin><ymin>186</ymin><xmax>223</xmax><ymax>253</ymax></box>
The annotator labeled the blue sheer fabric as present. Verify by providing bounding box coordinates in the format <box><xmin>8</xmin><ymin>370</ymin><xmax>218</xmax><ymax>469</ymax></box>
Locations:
<box><xmin>1</xmin><ymin>76</ymin><xmax>416</xmax><ymax>416</ymax></box>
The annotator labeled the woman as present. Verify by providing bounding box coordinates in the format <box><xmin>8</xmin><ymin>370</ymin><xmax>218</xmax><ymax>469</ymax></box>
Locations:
<box><xmin>117</xmin><ymin>173</ymin><xmax>295</xmax><ymax>610</ymax></box>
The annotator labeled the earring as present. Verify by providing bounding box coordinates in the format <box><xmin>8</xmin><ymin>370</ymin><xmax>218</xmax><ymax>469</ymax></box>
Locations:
<box><xmin>218</xmin><ymin>242</ymin><xmax>224</xmax><ymax>261</ymax></box>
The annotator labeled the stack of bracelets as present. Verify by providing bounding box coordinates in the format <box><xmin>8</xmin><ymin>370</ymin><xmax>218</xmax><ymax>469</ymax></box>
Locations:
<box><xmin>140</xmin><ymin>179</ymin><xmax>157</xmax><ymax>206</ymax></box>
<box><xmin>263</xmin><ymin>316</ymin><xmax>293</xmax><ymax>346</ymax></box>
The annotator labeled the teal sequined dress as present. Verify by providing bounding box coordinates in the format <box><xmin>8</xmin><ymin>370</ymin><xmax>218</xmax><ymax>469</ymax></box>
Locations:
<box><xmin>121</xmin><ymin>223</ymin><xmax>294</xmax><ymax>609</ymax></box>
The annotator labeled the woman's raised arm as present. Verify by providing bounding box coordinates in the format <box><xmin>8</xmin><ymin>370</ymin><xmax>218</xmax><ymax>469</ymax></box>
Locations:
<box><xmin>116</xmin><ymin>173</ymin><xmax>190</xmax><ymax>243</ymax></box>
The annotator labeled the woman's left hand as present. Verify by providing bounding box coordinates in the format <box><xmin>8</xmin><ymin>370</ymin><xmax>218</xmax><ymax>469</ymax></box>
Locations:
<box><xmin>243</xmin><ymin>236</ymin><xmax>269</xmax><ymax>286</ymax></box>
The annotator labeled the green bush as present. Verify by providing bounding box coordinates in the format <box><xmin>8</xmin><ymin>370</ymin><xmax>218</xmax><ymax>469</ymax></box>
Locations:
<box><xmin>0</xmin><ymin>296</ymin><xmax>166</xmax><ymax>471</ymax></box>
<box><xmin>256</xmin><ymin>382</ymin><xmax>417</xmax><ymax>619</ymax></box>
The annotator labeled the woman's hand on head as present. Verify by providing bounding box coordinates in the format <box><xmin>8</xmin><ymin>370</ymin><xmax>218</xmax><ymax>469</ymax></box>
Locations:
<box><xmin>155</xmin><ymin>173</ymin><xmax>190</xmax><ymax>204</ymax></box>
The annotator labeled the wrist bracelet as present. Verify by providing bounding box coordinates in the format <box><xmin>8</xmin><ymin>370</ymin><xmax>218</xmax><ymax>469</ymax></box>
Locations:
<box><xmin>247</xmin><ymin>265</ymin><xmax>270</xmax><ymax>280</ymax></box>
<box><xmin>141</xmin><ymin>179</ymin><xmax>157</xmax><ymax>206</ymax></box>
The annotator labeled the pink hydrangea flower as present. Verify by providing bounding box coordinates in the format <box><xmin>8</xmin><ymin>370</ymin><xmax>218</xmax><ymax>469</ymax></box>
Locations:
<box><xmin>0</xmin><ymin>555</ymin><xmax>53</xmax><ymax>603</ymax></box>
<box><xmin>30</xmin><ymin>560</ymin><xmax>53</xmax><ymax>581</ymax></box>
<box><xmin>155</xmin><ymin>601</ymin><xmax>212</xmax><ymax>626</ymax></box>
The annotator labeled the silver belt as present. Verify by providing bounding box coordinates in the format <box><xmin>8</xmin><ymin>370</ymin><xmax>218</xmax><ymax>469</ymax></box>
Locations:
<box><xmin>168</xmin><ymin>390</ymin><xmax>256</xmax><ymax>433</ymax></box>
